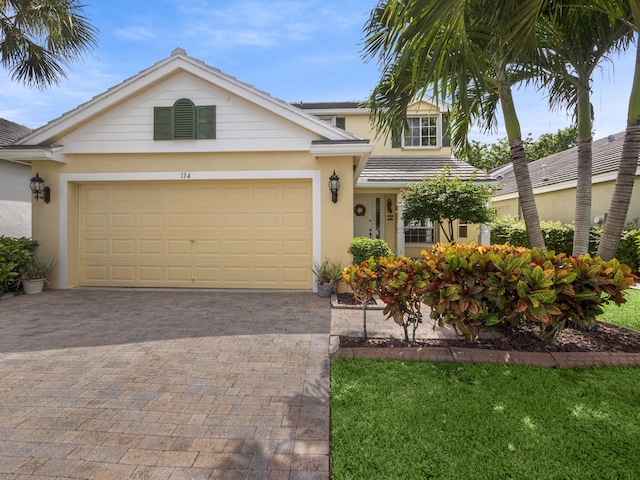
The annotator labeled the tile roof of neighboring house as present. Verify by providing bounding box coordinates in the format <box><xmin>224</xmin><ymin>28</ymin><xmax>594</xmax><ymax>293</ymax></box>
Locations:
<box><xmin>291</xmin><ymin>101</ymin><xmax>363</xmax><ymax>110</ymax></box>
<box><xmin>0</xmin><ymin>119</ymin><xmax>31</xmax><ymax>146</ymax></box>
<box><xmin>494</xmin><ymin>132</ymin><xmax>639</xmax><ymax>196</ymax></box>
<box><xmin>359</xmin><ymin>156</ymin><xmax>494</xmax><ymax>184</ymax></box>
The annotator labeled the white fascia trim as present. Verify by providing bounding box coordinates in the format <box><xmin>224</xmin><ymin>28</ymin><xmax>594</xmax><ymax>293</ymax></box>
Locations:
<box><xmin>310</xmin><ymin>143</ymin><xmax>374</xmax><ymax>157</ymax></box>
<box><xmin>58</xmin><ymin>169</ymin><xmax>322</xmax><ymax>291</ymax></box>
<box><xmin>0</xmin><ymin>146</ymin><xmax>65</xmax><ymax>163</ymax></box>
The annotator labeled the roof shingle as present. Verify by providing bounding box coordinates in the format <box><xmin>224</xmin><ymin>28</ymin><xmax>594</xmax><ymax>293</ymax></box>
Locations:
<box><xmin>494</xmin><ymin>132</ymin><xmax>639</xmax><ymax>195</ymax></box>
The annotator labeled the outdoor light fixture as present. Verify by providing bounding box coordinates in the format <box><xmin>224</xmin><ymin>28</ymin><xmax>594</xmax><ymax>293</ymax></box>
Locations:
<box><xmin>329</xmin><ymin>170</ymin><xmax>340</xmax><ymax>203</ymax></box>
<box><xmin>29</xmin><ymin>172</ymin><xmax>50</xmax><ymax>203</ymax></box>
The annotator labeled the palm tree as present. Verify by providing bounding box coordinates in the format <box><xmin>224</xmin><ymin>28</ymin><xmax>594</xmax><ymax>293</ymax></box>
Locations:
<box><xmin>537</xmin><ymin>2</ymin><xmax>633</xmax><ymax>256</ymax></box>
<box><xmin>0</xmin><ymin>0</ymin><xmax>97</xmax><ymax>88</ymax></box>
<box><xmin>596</xmin><ymin>0</ymin><xmax>640</xmax><ymax>260</ymax></box>
<box><xmin>363</xmin><ymin>0</ymin><xmax>547</xmax><ymax>249</ymax></box>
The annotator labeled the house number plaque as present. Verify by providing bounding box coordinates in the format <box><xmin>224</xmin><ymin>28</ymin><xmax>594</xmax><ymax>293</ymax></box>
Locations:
<box><xmin>180</xmin><ymin>172</ymin><xmax>191</xmax><ymax>179</ymax></box>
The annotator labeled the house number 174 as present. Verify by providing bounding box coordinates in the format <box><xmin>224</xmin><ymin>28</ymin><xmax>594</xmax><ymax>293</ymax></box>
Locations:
<box><xmin>180</xmin><ymin>172</ymin><xmax>191</xmax><ymax>179</ymax></box>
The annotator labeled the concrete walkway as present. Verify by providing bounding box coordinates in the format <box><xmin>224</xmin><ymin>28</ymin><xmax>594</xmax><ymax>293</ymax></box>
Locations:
<box><xmin>0</xmin><ymin>289</ymin><xmax>331</xmax><ymax>480</ymax></box>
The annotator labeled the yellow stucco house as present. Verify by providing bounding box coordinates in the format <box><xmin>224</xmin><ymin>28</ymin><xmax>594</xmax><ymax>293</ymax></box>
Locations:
<box><xmin>0</xmin><ymin>49</ymin><xmax>491</xmax><ymax>291</ymax></box>
<box><xmin>491</xmin><ymin>133</ymin><xmax>640</xmax><ymax>226</ymax></box>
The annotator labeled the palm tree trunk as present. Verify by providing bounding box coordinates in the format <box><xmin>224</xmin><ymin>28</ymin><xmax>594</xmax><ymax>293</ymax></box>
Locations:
<box><xmin>500</xmin><ymin>84</ymin><xmax>546</xmax><ymax>250</ymax></box>
<box><xmin>597</xmin><ymin>122</ymin><xmax>640</xmax><ymax>260</ymax></box>
<box><xmin>573</xmin><ymin>84</ymin><xmax>593</xmax><ymax>256</ymax></box>
<box><xmin>597</xmin><ymin>45</ymin><xmax>640</xmax><ymax>261</ymax></box>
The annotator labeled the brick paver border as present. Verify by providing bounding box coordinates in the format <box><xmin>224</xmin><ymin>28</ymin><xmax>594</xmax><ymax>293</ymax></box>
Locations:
<box><xmin>333</xmin><ymin>345</ymin><xmax>640</xmax><ymax>367</ymax></box>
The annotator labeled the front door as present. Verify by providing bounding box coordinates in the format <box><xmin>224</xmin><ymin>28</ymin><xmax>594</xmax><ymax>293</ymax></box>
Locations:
<box><xmin>354</xmin><ymin>194</ymin><xmax>385</xmax><ymax>240</ymax></box>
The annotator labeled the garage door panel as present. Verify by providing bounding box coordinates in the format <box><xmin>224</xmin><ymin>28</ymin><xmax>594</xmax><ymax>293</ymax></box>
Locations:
<box><xmin>195</xmin><ymin>213</ymin><xmax>221</xmax><ymax>228</ymax></box>
<box><xmin>84</xmin><ymin>265</ymin><xmax>108</xmax><ymax>282</ymax></box>
<box><xmin>112</xmin><ymin>265</ymin><xmax>136</xmax><ymax>281</ymax></box>
<box><xmin>167</xmin><ymin>239</ymin><xmax>192</xmax><ymax>255</ymax></box>
<box><xmin>139</xmin><ymin>214</ymin><xmax>164</xmax><ymax>228</ymax></box>
<box><xmin>78</xmin><ymin>180</ymin><xmax>312</xmax><ymax>289</ymax></box>
<box><xmin>167</xmin><ymin>213</ymin><xmax>192</xmax><ymax>228</ymax></box>
<box><xmin>112</xmin><ymin>239</ymin><xmax>135</xmax><ymax>255</ymax></box>
<box><xmin>139</xmin><ymin>239</ymin><xmax>163</xmax><ymax>255</ymax></box>
<box><xmin>85</xmin><ymin>213</ymin><xmax>108</xmax><ymax>228</ymax></box>
<box><xmin>167</xmin><ymin>266</ymin><xmax>192</xmax><ymax>282</ymax></box>
<box><xmin>112</xmin><ymin>214</ymin><xmax>135</xmax><ymax>228</ymax></box>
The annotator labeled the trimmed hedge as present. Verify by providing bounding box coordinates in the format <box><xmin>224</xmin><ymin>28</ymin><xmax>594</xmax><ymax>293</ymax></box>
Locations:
<box><xmin>490</xmin><ymin>217</ymin><xmax>640</xmax><ymax>273</ymax></box>
<box><xmin>348</xmin><ymin>237</ymin><xmax>393</xmax><ymax>265</ymax></box>
<box><xmin>343</xmin><ymin>243</ymin><xmax>637</xmax><ymax>343</ymax></box>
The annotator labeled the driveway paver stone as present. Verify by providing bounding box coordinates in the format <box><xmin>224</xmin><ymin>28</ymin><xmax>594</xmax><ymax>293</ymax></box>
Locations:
<box><xmin>0</xmin><ymin>289</ymin><xmax>330</xmax><ymax>480</ymax></box>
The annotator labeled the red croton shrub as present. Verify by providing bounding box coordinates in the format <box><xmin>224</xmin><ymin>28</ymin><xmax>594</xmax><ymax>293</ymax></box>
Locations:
<box><xmin>343</xmin><ymin>244</ymin><xmax>637</xmax><ymax>344</ymax></box>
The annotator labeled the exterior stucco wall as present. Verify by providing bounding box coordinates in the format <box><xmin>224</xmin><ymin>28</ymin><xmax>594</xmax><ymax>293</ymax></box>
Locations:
<box><xmin>341</xmin><ymin>101</ymin><xmax>452</xmax><ymax>158</ymax></box>
<box><xmin>493</xmin><ymin>176</ymin><xmax>640</xmax><ymax>227</ymax></box>
<box><xmin>0</xmin><ymin>160</ymin><xmax>31</xmax><ymax>237</ymax></box>
<box><xmin>32</xmin><ymin>151</ymin><xmax>355</xmax><ymax>289</ymax></box>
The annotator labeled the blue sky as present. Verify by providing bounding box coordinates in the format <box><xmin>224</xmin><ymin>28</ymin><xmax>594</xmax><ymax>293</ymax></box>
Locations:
<box><xmin>0</xmin><ymin>0</ymin><xmax>636</xmax><ymax>143</ymax></box>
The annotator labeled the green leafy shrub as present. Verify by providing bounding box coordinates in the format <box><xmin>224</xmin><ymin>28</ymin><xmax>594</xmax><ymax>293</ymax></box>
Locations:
<box><xmin>420</xmin><ymin>243</ymin><xmax>637</xmax><ymax>342</ymax></box>
<box><xmin>348</xmin><ymin>237</ymin><xmax>392</xmax><ymax>264</ymax></box>
<box><xmin>0</xmin><ymin>236</ymin><xmax>39</xmax><ymax>293</ymax></box>
<box><xmin>491</xmin><ymin>218</ymin><xmax>640</xmax><ymax>273</ymax></box>
<box><xmin>345</xmin><ymin>242</ymin><xmax>637</xmax><ymax>345</ymax></box>
<box><xmin>489</xmin><ymin>217</ymin><xmax>575</xmax><ymax>253</ymax></box>
<box><xmin>615</xmin><ymin>228</ymin><xmax>640</xmax><ymax>274</ymax></box>
<box><xmin>376</xmin><ymin>257</ymin><xmax>429</xmax><ymax>342</ymax></box>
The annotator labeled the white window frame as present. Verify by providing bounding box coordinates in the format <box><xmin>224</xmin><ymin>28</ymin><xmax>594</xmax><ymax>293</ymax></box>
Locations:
<box><xmin>318</xmin><ymin>115</ymin><xmax>337</xmax><ymax>126</ymax></box>
<box><xmin>404</xmin><ymin>219</ymin><xmax>435</xmax><ymax>244</ymax></box>
<box><xmin>403</xmin><ymin>115</ymin><xmax>440</xmax><ymax>148</ymax></box>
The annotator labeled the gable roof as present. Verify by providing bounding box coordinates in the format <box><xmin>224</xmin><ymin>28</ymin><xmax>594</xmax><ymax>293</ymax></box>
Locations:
<box><xmin>494</xmin><ymin>132</ymin><xmax>640</xmax><ymax>197</ymax></box>
<box><xmin>358</xmin><ymin>156</ymin><xmax>494</xmax><ymax>187</ymax></box>
<box><xmin>0</xmin><ymin>119</ymin><xmax>31</xmax><ymax>146</ymax></box>
<box><xmin>18</xmin><ymin>48</ymin><xmax>361</xmax><ymax>146</ymax></box>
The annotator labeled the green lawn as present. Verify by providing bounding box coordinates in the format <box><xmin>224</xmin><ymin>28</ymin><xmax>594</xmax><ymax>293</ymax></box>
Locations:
<box><xmin>332</xmin><ymin>359</ymin><xmax>640</xmax><ymax>479</ymax></box>
<box><xmin>599</xmin><ymin>288</ymin><xmax>640</xmax><ymax>331</ymax></box>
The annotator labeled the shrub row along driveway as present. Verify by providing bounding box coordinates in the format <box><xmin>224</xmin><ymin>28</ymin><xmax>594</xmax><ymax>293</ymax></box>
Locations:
<box><xmin>0</xmin><ymin>289</ymin><xmax>331</xmax><ymax>479</ymax></box>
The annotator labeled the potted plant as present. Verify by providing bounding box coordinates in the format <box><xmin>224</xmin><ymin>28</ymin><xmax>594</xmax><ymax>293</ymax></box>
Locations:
<box><xmin>313</xmin><ymin>259</ymin><xmax>343</xmax><ymax>297</ymax></box>
<box><xmin>19</xmin><ymin>256</ymin><xmax>56</xmax><ymax>294</ymax></box>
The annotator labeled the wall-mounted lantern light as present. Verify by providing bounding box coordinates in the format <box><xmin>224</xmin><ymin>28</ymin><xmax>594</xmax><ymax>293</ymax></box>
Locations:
<box><xmin>29</xmin><ymin>172</ymin><xmax>51</xmax><ymax>203</ymax></box>
<box><xmin>329</xmin><ymin>170</ymin><xmax>340</xmax><ymax>203</ymax></box>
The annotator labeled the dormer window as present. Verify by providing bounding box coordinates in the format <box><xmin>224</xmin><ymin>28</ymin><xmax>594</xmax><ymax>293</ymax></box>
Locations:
<box><xmin>154</xmin><ymin>99</ymin><xmax>216</xmax><ymax>140</ymax></box>
<box><xmin>404</xmin><ymin>116</ymin><xmax>438</xmax><ymax>147</ymax></box>
<box><xmin>392</xmin><ymin>113</ymin><xmax>450</xmax><ymax>149</ymax></box>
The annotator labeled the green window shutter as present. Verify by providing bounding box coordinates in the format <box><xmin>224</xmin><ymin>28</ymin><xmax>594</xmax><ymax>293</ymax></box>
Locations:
<box><xmin>197</xmin><ymin>105</ymin><xmax>216</xmax><ymax>139</ymax></box>
<box><xmin>442</xmin><ymin>113</ymin><xmax>451</xmax><ymax>147</ymax></box>
<box><xmin>335</xmin><ymin>117</ymin><xmax>346</xmax><ymax>130</ymax></box>
<box><xmin>154</xmin><ymin>107</ymin><xmax>172</xmax><ymax>140</ymax></box>
<box><xmin>173</xmin><ymin>99</ymin><xmax>196</xmax><ymax>139</ymax></box>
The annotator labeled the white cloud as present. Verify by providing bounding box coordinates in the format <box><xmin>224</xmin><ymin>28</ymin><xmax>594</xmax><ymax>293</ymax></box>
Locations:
<box><xmin>115</xmin><ymin>25</ymin><xmax>156</xmax><ymax>41</ymax></box>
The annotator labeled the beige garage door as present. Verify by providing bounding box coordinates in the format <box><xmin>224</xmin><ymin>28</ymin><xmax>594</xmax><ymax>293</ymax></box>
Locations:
<box><xmin>78</xmin><ymin>179</ymin><xmax>312</xmax><ymax>289</ymax></box>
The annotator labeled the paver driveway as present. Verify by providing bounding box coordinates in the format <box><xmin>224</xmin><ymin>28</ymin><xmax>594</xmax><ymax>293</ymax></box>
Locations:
<box><xmin>0</xmin><ymin>289</ymin><xmax>331</xmax><ymax>479</ymax></box>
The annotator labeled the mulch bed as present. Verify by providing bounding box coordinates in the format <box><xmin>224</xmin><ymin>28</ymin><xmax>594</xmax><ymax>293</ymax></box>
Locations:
<box><xmin>336</xmin><ymin>293</ymin><xmax>640</xmax><ymax>353</ymax></box>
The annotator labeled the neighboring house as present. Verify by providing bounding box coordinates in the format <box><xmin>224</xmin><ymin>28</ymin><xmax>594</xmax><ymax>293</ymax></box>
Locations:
<box><xmin>0</xmin><ymin>49</ymin><xmax>489</xmax><ymax>291</ymax></box>
<box><xmin>0</xmin><ymin>119</ymin><xmax>32</xmax><ymax>237</ymax></box>
<box><xmin>491</xmin><ymin>133</ymin><xmax>640</xmax><ymax>227</ymax></box>
<box><xmin>295</xmin><ymin>101</ymin><xmax>494</xmax><ymax>257</ymax></box>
